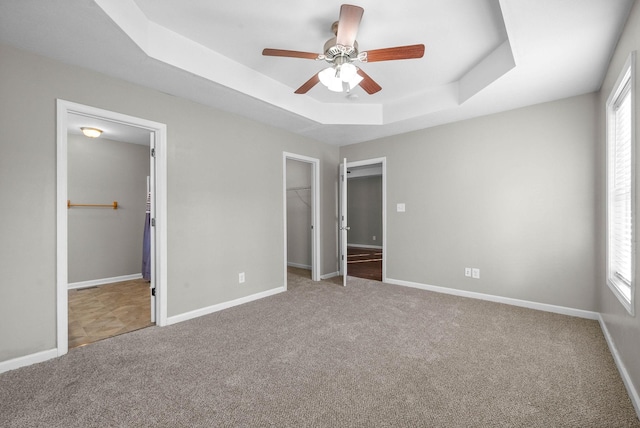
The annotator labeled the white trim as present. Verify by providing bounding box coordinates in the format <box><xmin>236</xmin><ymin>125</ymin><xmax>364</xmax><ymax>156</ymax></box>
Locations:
<box><xmin>346</xmin><ymin>157</ymin><xmax>387</xmax><ymax>283</ymax></box>
<box><xmin>386</xmin><ymin>278</ymin><xmax>599</xmax><ymax>320</ymax></box>
<box><xmin>56</xmin><ymin>101</ymin><xmax>69</xmax><ymax>356</ymax></box>
<box><xmin>67</xmin><ymin>274</ymin><xmax>143</xmax><ymax>290</ymax></box>
<box><xmin>605</xmin><ymin>51</ymin><xmax>636</xmax><ymax>316</ymax></box>
<box><xmin>287</xmin><ymin>262</ymin><xmax>312</xmax><ymax>270</ymax></box>
<box><xmin>155</xmin><ymin>123</ymin><xmax>169</xmax><ymax>327</ymax></box>
<box><xmin>56</xmin><ymin>99</ymin><xmax>169</xmax><ymax>358</ymax></box>
<box><xmin>320</xmin><ymin>271</ymin><xmax>339</xmax><ymax>280</ymax></box>
<box><xmin>598</xmin><ymin>314</ymin><xmax>640</xmax><ymax>418</ymax></box>
<box><xmin>0</xmin><ymin>349</ymin><xmax>58</xmax><ymax>374</ymax></box>
<box><xmin>166</xmin><ymin>286</ymin><xmax>286</xmax><ymax>325</ymax></box>
<box><xmin>347</xmin><ymin>244</ymin><xmax>383</xmax><ymax>250</ymax></box>
<box><xmin>340</xmin><ymin>158</ymin><xmax>347</xmax><ymax>286</ymax></box>
<box><xmin>283</xmin><ymin>152</ymin><xmax>321</xmax><ymax>285</ymax></box>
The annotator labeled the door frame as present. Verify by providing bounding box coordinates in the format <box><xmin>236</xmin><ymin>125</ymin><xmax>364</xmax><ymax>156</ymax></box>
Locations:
<box><xmin>345</xmin><ymin>157</ymin><xmax>387</xmax><ymax>283</ymax></box>
<box><xmin>340</xmin><ymin>158</ymin><xmax>348</xmax><ymax>286</ymax></box>
<box><xmin>283</xmin><ymin>152</ymin><xmax>321</xmax><ymax>283</ymax></box>
<box><xmin>56</xmin><ymin>99</ymin><xmax>168</xmax><ymax>357</ymax></box>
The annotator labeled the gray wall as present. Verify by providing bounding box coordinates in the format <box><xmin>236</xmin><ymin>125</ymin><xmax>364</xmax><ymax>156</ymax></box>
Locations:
<box><xmin>341</xmin><ymin>93</ymin><xmax>598</xmax><ymax>311</ymax></box>
<box><xmin>347</xmin><ymin>176</ymin><xmax>382</xmax><ymax>247</ymax></box>
<box><xmin>597</xmin><ymin>0</ymin><xmax>640</xmax><ymax>408</ymax></box>
<box><xmin>0</xmin><ymin>44</ymin><xmax>339</xmax><ymax>362</ymax></box>
<box><xmin>68</xmin><ymin>134</ymin><xmax>149</xmax><ymax>283</ymax></box>
<box><xmin>286</xmin><ymin>159</ymin><xmax>312</xmax><ymax>269</ymax></box>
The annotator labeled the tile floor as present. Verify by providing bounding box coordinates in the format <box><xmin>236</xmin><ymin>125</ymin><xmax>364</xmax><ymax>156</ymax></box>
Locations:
<box><xmin>68</xmin><ymin>279</ymin><xmax>153</xmax><ymax>349</ymax></box>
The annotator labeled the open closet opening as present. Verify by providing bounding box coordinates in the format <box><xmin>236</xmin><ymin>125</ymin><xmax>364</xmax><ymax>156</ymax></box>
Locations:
<box><xmin>346</xmin><ymin>162</ymin><xmax>384</xmax><ymax>282</ymax></box>
<box><xmin>283</xmin><ymin>152</ymin><xmax>320</xmax><ymax>287</ymax></box>
<box><xmin>286</xmin><ymin>158</ymin><xmax>312</xmax><ymax>279</ymax></box>
<box><xmin>66</xmin><ymin>115</ymin><xmax>153</xmax><ymax>348</ymax></box>
<box><xmin>57</xmin><ymin>100</ymin><xmax>168</xmax><ymax>357</ymax></box>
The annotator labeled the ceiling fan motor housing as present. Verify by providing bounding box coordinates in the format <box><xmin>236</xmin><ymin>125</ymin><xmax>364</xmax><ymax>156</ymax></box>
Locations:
<box><xmin>323</xmin><ymin>37</ymin><xmax>359</xmax><ymax>63</ymax></box>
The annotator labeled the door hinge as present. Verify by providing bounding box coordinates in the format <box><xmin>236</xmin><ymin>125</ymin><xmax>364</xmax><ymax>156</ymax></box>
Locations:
<box><xmin>151</xmin><ymin>218</ymin><xmax>156</xmax><ymax>227</ymax></box>
<box><xmin>151</xmin><ymin>288</ymin><xmax>156</xmax><ymax>296</ymax></box>
<box><xmin>151</xmin><ymin>148</ymin><xmax>156</xmax><ymax>158</ymax></box>
<box><xmin>342</xmin><ymin>255</ymin><xmax>344</xmax><ymax>261</ymax></box>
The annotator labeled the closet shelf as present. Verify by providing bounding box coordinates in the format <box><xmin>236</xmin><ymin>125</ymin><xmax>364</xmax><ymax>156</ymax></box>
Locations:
<box><xmin>67</xmin><ymin>200</ymin><xmax>118</xmax><ymax>209</ymax></box>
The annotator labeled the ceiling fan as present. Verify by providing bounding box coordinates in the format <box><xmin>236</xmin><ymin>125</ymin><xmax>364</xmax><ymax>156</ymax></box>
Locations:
<box><xmin>262</xmin><ymin>4</ymin><xmax>425</xmax><ymax>95</ymax></box>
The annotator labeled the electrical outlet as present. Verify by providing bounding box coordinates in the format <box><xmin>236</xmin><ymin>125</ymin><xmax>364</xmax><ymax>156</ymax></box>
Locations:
<box><xmin>373</xmin><ymin>235</ymin><xmax>376</xmax><ymax>241</ymax></box>
<box><xmin>464</xmin><ymin>268</ymin><xmax>472</xmax><ymax>277</ymax></box>
<box><xmin>472</xmin><ymin>268</ymin><xmax>480</xmax><ymax>279</ymax></box>
<box><xmin>239</xmin><ymin>272</ymin><xmax>245</xmax><ymax>283</ymax></box>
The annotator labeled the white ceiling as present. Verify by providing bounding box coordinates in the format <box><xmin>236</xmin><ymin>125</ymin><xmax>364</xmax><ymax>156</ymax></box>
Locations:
<box><xmin>0</xmin><ymin>0</ymin><xmax>634</xmax><ymax>146</ymax></box>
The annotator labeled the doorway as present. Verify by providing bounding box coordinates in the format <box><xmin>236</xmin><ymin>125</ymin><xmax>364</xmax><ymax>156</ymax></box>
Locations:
<box><xmin>66</xmin><ymin>115</ymin><xmax>151</xmax><ymax>348</ymax></box>
<box><xmin>347</xmin><ymin>163</ymin><xmax>383</xmax><ymax>281</ymax></box>
<box><xmin>340</xmin><ymin>158</ymin><xmax>387</xmax><ymax>285</ymax></box>
<box><xmin>283</xmin><ymin>152</ymin><xmax>320</xmax><ymax>286</ymax></box>
<box><xmin>56</xmin><ymin>100</ymin><xmax>168</xmax><ymax>357</ymax></box>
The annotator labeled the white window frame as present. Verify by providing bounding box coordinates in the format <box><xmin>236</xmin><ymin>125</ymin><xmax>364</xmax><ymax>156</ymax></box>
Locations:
<box><xmin>606</xmin><ymin>51</ymin><xmax>636</xmax><ymax>315</ymax></box>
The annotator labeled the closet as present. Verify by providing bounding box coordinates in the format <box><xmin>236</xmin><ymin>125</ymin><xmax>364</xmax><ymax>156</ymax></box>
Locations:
<box><xmin>286</xmin><ymin>158</ymin><xmax>313</xmax><ymax>278</ymax></box>
<box><xmin>66</xmin><ymin>116</ymin><xmax>152</xmax><ymax>348</ymax></box>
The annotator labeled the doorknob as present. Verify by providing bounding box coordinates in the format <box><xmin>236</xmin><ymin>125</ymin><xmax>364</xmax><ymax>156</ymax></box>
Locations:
<box><xmin>340</xmin><ymin>226</ymin><xmax>351</xmax><ymax>231</ymax></box>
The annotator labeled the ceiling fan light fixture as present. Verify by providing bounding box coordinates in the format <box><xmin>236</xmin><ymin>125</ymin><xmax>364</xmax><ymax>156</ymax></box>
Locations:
<box><xmin>339</xmin><ymin>63</ymin><xmax>357</xmax><ymax>82</ymax></box>
<box><xmin>81</xmin><ymin>127</ymin><xmax>103</xmax><ymax>138</ymax></box>
<box><xmin>327</xmin><ymin>79</ymin><xmax>345</xmax><ymax>92</ymax></box>
<box><xmin>319</xmin><ymin>67</ymin><xmax>343</xmax><ymax>92</ymax></box>
<box><xmin>319</xmin><ymin>65</ymin><xmax>362</xmax><ymax>93</ymax></box>
<box><xmin>318</xmin><ymin>67</ymin><xmax>335</xmax><ymax>86</ymax></box>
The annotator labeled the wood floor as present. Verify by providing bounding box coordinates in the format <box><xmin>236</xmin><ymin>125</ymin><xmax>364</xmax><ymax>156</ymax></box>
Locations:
<box><xmin>347</xmin><ymin>247</ymin><xmax>382</xmax><ymax>281</ymax></box>
<box><xmin>68</xmin><ymin>279</ymin><xmax>153</xmax><ymax>349</ymax></box>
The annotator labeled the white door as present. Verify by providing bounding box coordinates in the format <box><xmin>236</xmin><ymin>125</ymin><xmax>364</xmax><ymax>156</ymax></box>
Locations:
<box><xmin>340</xmin><ymin>158</ymin><xmax>349</xmax><ymax>287</ymax></box>
<box><xmin>149</xmin><ymin>133</ymin><xmax>156</xmax><ymax>322</ymax></box>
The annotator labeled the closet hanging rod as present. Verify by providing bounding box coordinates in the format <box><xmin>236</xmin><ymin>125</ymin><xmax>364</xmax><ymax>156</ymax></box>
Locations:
<box><xmin>67</xmin><ymin>200</ymin><xmax>118</xmax><ymax>209</ymax></box>
<box><xmin>287</xmin><ymin>186</ymin><xmax>311</xmax><ymax>191</ymax></box>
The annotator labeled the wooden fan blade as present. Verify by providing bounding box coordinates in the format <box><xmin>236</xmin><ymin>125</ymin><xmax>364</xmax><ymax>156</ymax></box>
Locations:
<box><xmin>262</xmin><ymin>48</ymin><xmax>320</xmax><ymax>60</ymax></box>
<box><xmin>294</xmin><ymin>73</ymin><xmax>321</xmax><ymax>94</ymax></box>
<box><xmin>356</xmin><ymin>68</ymin><xmax>382</xmax><ymax>94</ymax></box>
<box><xmin>336</xmin><ymin>4</ymin><xmax>364</xmax><ymax>47</ymax></box>
<box><xmin>364</xmin><ymin>44</ymin><xmax>425</xmax><ymax>62</ymax></box>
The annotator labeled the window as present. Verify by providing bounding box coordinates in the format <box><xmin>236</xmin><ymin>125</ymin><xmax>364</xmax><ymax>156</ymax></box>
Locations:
<box><xmin>606</xmin><ymin>51</ymin><xmax>636</xmax><ymax>315</ymax></box>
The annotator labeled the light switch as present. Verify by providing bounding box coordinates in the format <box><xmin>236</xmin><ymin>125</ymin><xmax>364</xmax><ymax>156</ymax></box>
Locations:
<box><xmin>397</xmin><ymin>203</ymin><xmax>406</xmax><ymax>212</ymax></box>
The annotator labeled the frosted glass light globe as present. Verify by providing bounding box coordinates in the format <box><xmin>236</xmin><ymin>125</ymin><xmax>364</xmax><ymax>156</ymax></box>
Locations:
<box><xmin>339</xmin><ymin>63</ymin><xmax>357</xmax><ymax>82</ymax></box>
<box><xmin>319</xmin><ymin>67</ymin><xmax>343</xmax><ymax>92</ymax></box>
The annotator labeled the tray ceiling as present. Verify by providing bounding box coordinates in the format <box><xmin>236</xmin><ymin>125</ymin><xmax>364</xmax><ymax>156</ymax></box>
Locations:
<box><xmin>0</xmin><ymin>0</ymin><xmax>634</xmax><ymax>145</ymax></box>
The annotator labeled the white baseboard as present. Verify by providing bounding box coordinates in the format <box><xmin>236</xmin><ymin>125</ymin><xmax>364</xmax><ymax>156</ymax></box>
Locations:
<box><xmin>68</xmin><ymin>273</ymin><xmax>143</xmax><ymax>290</ymax></box>
<box><xmin>386</xmin><ymin>278</ymin><xmax>599</xmax><ymax>320</ymax></box>
<box><xmin>347</xmin><ymin>244</ymin><xmax>383</xmax><ymax>250</ymax></box>
<box><xmin>320</xmin><ymin>271</ymin><xmax>339</xmax><ymax>280</ymax></box>
<box><xmin>166</xmin><ymin>286</ymin><xmax>286</xmax><ymax>326</ymax></box>
<box><xmin>598</xmin><ymin>314</ymin><xmax>640</xmax><ymax>419</ymax></box>
<box><xmin>0</xmin><ymin>348</ymin><xmax>58</xmax><ymax>374</ymax></box>
<box><xmin>287</xmin><ymin>262</ymin><xmax>311</xmax><ymax>270</ymax></box>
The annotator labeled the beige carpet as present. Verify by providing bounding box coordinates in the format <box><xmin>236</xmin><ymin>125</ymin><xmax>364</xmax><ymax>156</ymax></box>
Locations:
<box><xmin>1</xmin><ymin>270</ymin><xmax>638</xmax><ymax>427</ymax></box>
